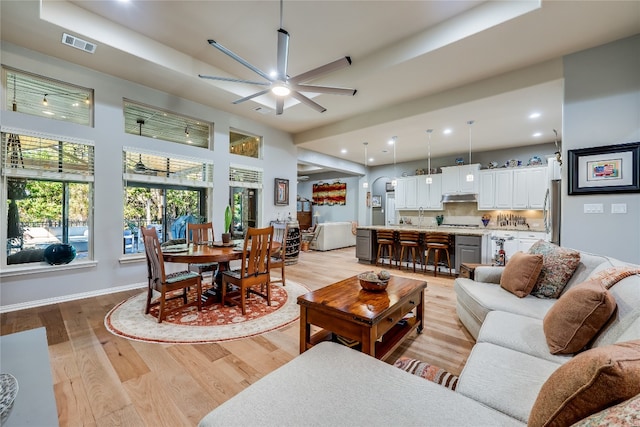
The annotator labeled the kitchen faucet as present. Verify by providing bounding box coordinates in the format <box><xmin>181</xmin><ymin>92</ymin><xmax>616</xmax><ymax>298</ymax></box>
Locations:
<box><xmin>418</xmin><ymin>207</ymin><xmax>424</xmax><ymax>227</ymax></box>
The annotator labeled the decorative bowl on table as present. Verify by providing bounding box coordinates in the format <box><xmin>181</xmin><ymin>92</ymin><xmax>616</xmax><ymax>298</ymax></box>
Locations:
<box><xmin>357</xmin><ymin>271</ymin><xmax>390</xmax><ymax>292</ymax></box>
<box><xmin>0</xmin><ymin>373</ymin><xmax>18</xmax><ymax>424</ymax></box>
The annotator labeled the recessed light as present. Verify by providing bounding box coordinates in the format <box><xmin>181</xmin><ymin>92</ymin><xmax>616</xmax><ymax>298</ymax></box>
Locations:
<box><xmin>443</xmin><ymin>128</ymin><xmax>452</xmax><ymax>135</ymax></box>
<box><xmin>533</xmin><ymin>132</ymin><xmax>542</xmax><ymax>137</ymax></box>
<box><xmin>529</xmin><ymin>112</ymin><xmax>541</xmax><ymax>119</ymax></box>
<box><xmin>368</xmin><ymin>157</ymin><xmax>374</xmax><ymax>163</ymax></box>
<box><xmin>43</xmin><ymin>111</ymin><xmax>54</xmax><ymax>115</ymax></box>
<box><xmin>341</xmin><ymin>149</ymin><xmax>347</xmax><ymax>154</ymax></box>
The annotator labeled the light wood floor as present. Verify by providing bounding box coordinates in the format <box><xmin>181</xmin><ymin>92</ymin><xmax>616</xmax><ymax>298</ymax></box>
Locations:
<box><xmin>1</xmin><ymin>247</ymin><xmax>475</xmax><ymax>426</ymax></box>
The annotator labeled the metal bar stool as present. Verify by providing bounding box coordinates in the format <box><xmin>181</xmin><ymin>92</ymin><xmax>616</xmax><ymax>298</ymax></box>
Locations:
<box><xmin>398</xmin><ymin>230</ymin><xmax>421</xmax><ymax>272</ymax></box>
<box><xmin>375</xmin><ymin>230</ymin><xmax>396</xmax><ymax>268</ymax></box>
<box><xmin>424</xmin><ymin>232</ymin><xmax>452</xmax><ymax>276</ymax></box>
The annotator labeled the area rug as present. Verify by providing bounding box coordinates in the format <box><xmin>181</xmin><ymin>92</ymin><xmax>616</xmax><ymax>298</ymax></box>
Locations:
<box><xmin>105</xmin><ymin>281</ymin><xmax>309</xmax><ymax>344</ymax></box>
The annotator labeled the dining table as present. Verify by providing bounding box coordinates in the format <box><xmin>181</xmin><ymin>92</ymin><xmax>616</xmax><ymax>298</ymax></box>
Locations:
<box><xmin>162</xmin><ymin>240</ymin><xmax>281</xmax><ymax>305</ymax></box>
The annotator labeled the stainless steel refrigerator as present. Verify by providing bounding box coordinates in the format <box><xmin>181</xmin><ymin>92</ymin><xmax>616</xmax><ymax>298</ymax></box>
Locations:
<box><xmin>544</xmin><ymin>179</ymin><xmax>561</xmax><ymax>245</ymax></box>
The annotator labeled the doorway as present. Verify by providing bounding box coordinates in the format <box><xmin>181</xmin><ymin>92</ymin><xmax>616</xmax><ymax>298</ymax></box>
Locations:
<box><xmin>230</xmin><ymin>187</ymin><xmax>258</xmax><ymax>238</ymax></box>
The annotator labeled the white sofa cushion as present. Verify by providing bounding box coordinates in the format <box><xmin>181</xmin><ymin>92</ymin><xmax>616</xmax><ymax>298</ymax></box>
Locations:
<box><xmin>309</xmin><ymin>222</ymin><xmax>356</xmax><ymax>251</ymax></box>
<box><xmin>478</xmin><ymin>311</ymin><xmax>573</xmax><ymax>364</ymax></box>
<box><xmin>458</xmin><ymin>342</ymin><xmax>562</xmax><ymax>423</ymax></box>
<box><xmin>199</xmin><ymin>341</ymin><xmax>525</xmax><ymax>427</ymax></box>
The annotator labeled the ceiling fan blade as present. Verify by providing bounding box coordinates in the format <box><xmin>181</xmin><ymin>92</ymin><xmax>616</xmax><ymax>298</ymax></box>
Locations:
<box><xmin>198</xmin><ymin>75</ymin><xmax>270</xmax><ymax>86</ymax></box>
<box><xmin>277</xmin><ymin>29</ymin><xmax>289</xmax><ymax>81</ymax></box>
<box><xmin>290</xmin><ymin>91</ymin><xmax>327</xmax><ymax>113</ymax></box>
<box><xmin>276</xmin><ymin>97</ymin><xmax>284</xmax><ymax>115</ymax></box>
<box><xmin>292</xmin><ymin>84</ymin><xmax>357</xmax><ymax>96</ymax></box>
<box><xmin>207</xmin><ymin>39</ymin><xmax>273</xmax><ymax>83</ymax></box>
<box><xmin>232</xmin><ymin>89</ymin><xmax>271</xmax><ymax>105</ymax></box>
<box><xmin>289</xmin><ymin>56</ymin><xmax>352</xmax><ymax>84</ymax></box>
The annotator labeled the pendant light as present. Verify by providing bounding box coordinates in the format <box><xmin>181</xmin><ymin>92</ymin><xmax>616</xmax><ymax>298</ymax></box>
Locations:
<box><xmin>390</xmin><ymin>136</ymin><xmax>398</xmax><ymax>187</ymax></box>
<box><xmin>425</xmin><ymin>129</ymin><xmax>433</xmax><ymax>184</ymax></box>
<box><xmin>466</xmin><ymin>120</ymin><xmax>475</xmax><ymax>182</ymax></box>
<box><xmin>362</xmin><ymin>142</ymin><xmax>369</xmax><ymax>189</ymax></box>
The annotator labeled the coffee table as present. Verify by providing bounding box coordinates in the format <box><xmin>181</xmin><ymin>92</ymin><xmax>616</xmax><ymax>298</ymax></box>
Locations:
<box><xmin>297</xmin><ymin>275</ymin><xmax>427</xmax><ymax>360</ymax></box>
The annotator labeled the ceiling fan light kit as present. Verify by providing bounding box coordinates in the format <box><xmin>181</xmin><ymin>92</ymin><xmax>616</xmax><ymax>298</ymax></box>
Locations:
<box><xmin>198</xmin><ymin>0</ymin><xmax>356</xmax><ymax>115</ymax></box>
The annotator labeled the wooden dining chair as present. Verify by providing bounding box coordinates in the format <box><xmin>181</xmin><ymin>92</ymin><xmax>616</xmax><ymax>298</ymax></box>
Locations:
<box><xmin>140</xmin><ymin>226</ymin><xmax>202</xmax><ymax>323</ymax></box>
<box><xmin>186</xmin><ymin>222</ymin><xmax>218</xmax><ymax>276</ymax></box>
<box><xmin>269</xmin><ymin>224</ymin><xmax>287</xmax><ymax>287</ymax></box>
<box><xmin>221</xmin><ymin>226</ymin><xmax>273</xmax><ymax>315</ymax></box>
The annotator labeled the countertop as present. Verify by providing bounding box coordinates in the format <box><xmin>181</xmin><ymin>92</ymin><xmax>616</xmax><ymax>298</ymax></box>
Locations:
<box><xmin>357</xmin><ymin>225</ymin><xmax>548</xmax><ymax>236</ymax></box>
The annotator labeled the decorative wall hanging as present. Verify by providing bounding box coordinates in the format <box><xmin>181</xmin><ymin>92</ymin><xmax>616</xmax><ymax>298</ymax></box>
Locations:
<box><xmin>312</xmin><ymin>181</ymin><xmax>347</xmax><ymax>205</ymax></box>
<box><xmin>274</xmin><ymin>178</ymin><xmax>289</xmax><ymax>205</ymax></box>
<box><xmin>568</xmin><ymin>142</ymin><xmax>639</xmax><ymax>195</ymax></box>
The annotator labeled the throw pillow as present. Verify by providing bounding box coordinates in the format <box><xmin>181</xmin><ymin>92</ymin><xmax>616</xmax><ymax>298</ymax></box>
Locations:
<box><xmin>528</xmin><ymin>240</ymin><xmax>581</xmax><ymax>298</ymax></box>
<box><xmin>570</xmin><ymin>394</ymin><xmax>640</xmax><ymax>427</ymax></box>
<box><xmin>528</xmin><ymin>340</ymin><xmax>640</xmax><ymax>427</ymax></box>
<box><xmin>500</xmin><ymin>251</ymin><xmax>544</xmax><ymax>297</ymax></box>
<box><xmin>394</xmin><ymin>357</ymin><xmax>459</xmax><ymax>391</ymax></box>
<box><xmin>589</xmin><ymin>266</ymin><xmax>640</xmax><ymax>289</ymax></box>
<box><xmin>543</xmin><ymin>280</ymin><xmax>617</xmax><ymax>354</ymax></box>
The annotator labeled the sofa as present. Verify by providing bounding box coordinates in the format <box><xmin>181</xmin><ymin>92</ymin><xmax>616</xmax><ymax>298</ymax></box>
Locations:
<box><xmin>308</xmin><ymin>221</ymin><xmax>356</xmax><ymax>251</ymax></box>
<box><xmin>199</xmin><ymin>243</ymin><xmax>640</xmax><ymax>426</ymax></box>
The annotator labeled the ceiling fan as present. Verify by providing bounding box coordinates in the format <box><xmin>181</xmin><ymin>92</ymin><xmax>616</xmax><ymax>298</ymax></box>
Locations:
<box><xmin>198</xmin><ymin>0</ymin><xmax>357</xmax><ymax>115</ymax></box>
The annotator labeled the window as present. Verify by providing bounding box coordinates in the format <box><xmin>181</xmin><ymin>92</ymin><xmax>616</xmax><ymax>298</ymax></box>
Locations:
<box><xmin>3</xmin><ymin>66</ymin><xmax>93</xmax><ymax>126</ymax></box>
<box><xmin>2</xmin><ymin>130</ymin><xmax>94</xmax><ymax>265</ymax></box>
<box><xmin>229</xmin><ymin>164</ymin><xmax>263</xmax><ymax>238</ymax></box>
<box><xmin>230</xmin><ymin>129</ymin><xmax>261</xmax><ymax>159</ymax></box>
<box><xmin>123</xmin><ymin>99</ymin><xmax>211</xmax><ymax>148</ymax></box>
<box><xmin>123</xmin><ymin>148</ymin><xmax>213</xmax><ymax>254</ymax></box>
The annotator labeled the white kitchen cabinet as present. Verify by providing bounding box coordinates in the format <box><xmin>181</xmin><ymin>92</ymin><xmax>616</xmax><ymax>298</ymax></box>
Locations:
<box><xmin>441</xmin><ymin>164</ymin><xmax>480</xmax><ymax>195</ymax></box>
<box><xmin>416</xmin><ymin>174</ymin><xmax>443</xmax><ymax>210</ymax></box>
<box><xmin>489</xmin><ymin>230</ymin><xmax>549</xmax><ymax>261</ymax></box>
<box><xmin>395</xmin><ymin>176</ymin><xmax>418</xmax><ymax>209</ymax></box>
<box><xmin>478</xmin><ymin>169</ymin><xmax>513</xmax><ymax>210</ymax></box>
<box><xmin>477</xmin><ymin>170</ymin><xmax>495</xmax><ymax>210</ymax></box>
<box><xmin>513</xmin><ymin>166</ymin><xmax>548</xmax><ymax>209</ymax></box>
<box><xmin>517</xmin><ymin>231</ymin><xmax>548</xmax><ymax>253</ymax></box>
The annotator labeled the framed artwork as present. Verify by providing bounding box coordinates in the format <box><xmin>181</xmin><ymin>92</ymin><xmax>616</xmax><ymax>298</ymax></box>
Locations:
<box><xmin>274</xmin><ymin>178</ymin><xmax>289</xmax><ymax>205</ymax></box>
<box><xmin>568</xmin><ymin>142</ymin><xmax>640</xmax><ymax>195</ymax></box>
<box><xmin>371</xmin><ymin>195</ymin><xmax>382</xmax><ymax>207</ymax></box>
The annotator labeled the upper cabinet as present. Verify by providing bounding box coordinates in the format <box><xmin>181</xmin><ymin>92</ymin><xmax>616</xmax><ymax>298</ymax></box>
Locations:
<box><xmin>512</xmin><ymin>167</ymin><xmax>547</xmax><ymax>209</ymax></box>
<box><xmin>441</xmin><ymin>164</ymin><xmax>480</xmax><ymax>195</ymax></box>
<box><xmin>479</xmin><ymin>166</ymin><xmax>548</xmax><ymax>210</ymax></box>
<box><xmin>395</xmin><ymin>174</ymin><xmax>442</xmax><ymax>210</ymax></box>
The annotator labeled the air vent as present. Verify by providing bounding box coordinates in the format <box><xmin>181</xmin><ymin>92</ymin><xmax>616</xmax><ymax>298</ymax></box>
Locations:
<box><xmin>252</xmin><ymin>106</ymin><xmax>273</xmax><ymax>115</ymax></box>
<box><xmin>61</xmin><ymin>33</ymin><xmax>97</xmax><ymax>54</ymax></box>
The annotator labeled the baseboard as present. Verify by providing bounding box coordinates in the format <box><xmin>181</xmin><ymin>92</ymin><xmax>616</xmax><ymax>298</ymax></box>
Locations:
<box><xmin>0</xmin><ymin>282</ymin><xmax>146</xmax><ymax>313</ymax></box>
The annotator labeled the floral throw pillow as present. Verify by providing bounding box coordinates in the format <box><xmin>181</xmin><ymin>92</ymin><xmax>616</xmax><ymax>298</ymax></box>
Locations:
<box><xmin>571</xmin><ymin>394</ymin><xmax>640</xmax><ymax>427</ymax></box>
<box><xmin>528</xmin><ymin>240</ymin><xmax>581</xmax><ymax>298</ymax></box>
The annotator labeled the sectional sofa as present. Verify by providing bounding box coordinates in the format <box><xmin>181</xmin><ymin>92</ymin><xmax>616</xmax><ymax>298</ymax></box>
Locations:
<box><xmin>308</xmin><ymin>221</ymin><xmax>356</xmax><ymax>251</ymax></box>
<box><xmin>199</xmin><ymin>243</ymin><xmax>640</xmax><ymax>426</ymax></box>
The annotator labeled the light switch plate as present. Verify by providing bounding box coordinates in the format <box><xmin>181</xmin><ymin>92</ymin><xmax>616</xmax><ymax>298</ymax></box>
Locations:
<box><xmin>611</xmin><ymin>203</ymin><xmax>627</xmax><ymax>214</ymax></box>
<box><xmin>584</xmin><ymin>203</ymin><xmax>604</xmax><ymax>214</ymax></box>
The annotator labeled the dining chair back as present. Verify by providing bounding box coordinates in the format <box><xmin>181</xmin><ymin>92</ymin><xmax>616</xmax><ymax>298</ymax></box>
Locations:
<box><xmin>140</xmin><ymin>226</ymin><xmax>202</xmax><ymax>323</ymax></box>
<box><xmin>221</xmin><ymin>226</ymin><xmax>274</xmax><ymax>315</ymax></box>
<box><xmin>186</xmin><ymin>222</ymin><xmax>218</xmax><ymax>275</ymax></box>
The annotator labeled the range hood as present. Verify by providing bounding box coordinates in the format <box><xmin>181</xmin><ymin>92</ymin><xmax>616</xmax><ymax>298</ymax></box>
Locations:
<box><xmin>441</xmin><ymin>193</ymin><xmax>478</xmax><ymax>203</ymax></box>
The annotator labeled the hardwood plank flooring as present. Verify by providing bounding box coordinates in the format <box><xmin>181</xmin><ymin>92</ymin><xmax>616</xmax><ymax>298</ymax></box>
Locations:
<box><xmin>0</xmin><ymin>247</ymin><xmax>475</xmax><ymax>426</ymax></box>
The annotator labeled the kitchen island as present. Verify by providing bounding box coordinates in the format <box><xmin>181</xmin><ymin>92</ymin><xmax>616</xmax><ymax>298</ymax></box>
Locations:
<box><xmin>356</xmin><ymin>225</ymin><xmax>491</xmax><ymax>273</ymax></box>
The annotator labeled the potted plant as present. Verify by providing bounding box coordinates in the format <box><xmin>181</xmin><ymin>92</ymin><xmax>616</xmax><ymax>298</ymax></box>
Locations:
<box><xmin>221</xmin><ymin>206</ymin><xmax>232</xmax><ymax>243</ymax></box>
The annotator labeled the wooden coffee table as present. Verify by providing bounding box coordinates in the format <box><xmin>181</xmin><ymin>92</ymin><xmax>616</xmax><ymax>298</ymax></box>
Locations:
<box><xmin>297</xmin><ymin>275</ymin><xmax>427</xmax><ymax>360</ymax></box>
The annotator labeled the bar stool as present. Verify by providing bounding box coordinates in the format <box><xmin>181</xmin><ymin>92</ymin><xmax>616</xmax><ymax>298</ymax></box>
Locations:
<box><xmin>375</xmin><ymin>230</ymin><xmax>396</xmax><ymax>267</ymax></box>
<box><xmin>398</xmin><ymin>231</ymin><xmax>421</xmax><ymax>272</ymax></box>
<box><xmin>424</xmin><ymin>232</ymin><xmax>452</xmax><ymax>276</ymax></box>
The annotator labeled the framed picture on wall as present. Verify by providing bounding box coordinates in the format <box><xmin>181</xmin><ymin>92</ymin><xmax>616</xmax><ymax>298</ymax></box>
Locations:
<box><xmin>371</xmin><ymin>195</ymin><xmax>382</xmax><ymax>207</ymax></box>
<box><xmin>568</xmin><ymin>142</ymin><xmax>640</xmax><ymax>195</ymax></box>
<box><xmin>274</xmin><ymin>178</ymin><xmax>289</xmax><ymax>205</ymax></box>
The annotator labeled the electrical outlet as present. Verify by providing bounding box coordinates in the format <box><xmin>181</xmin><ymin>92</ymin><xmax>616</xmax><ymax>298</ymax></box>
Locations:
<box><xmin>584</xmin><ymin>203</ymin><xmax>603</xmax><ymax>214</ymax></box>
<box><xmin>611</xmin><ymin>203</ymin><xmax>627</xmax><ymax>214</ymax></box>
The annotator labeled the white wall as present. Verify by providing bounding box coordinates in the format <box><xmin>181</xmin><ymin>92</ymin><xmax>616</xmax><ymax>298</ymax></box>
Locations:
<box><xmin>297</xmin><ymin>176</ymin><xmax>360</xmax><ymax>224</ymax></box>
<box><xmin>562</xmin><ymin>35</ymin><xmax>640</xmax><ymax>263</ymax></box>
<box><xmin>0</xmin><ymin>42</ymin><xmax>298</xmax><ymax>306</ymax></box>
